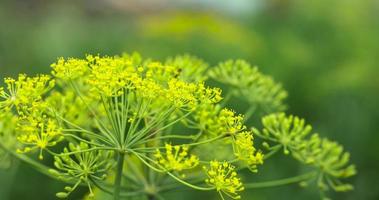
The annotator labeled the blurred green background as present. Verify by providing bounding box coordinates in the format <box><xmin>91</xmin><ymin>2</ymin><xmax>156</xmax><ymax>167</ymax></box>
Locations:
<box><xmin>0</xmin><ymin>0</ymin><xmax>378</xmax><ymax>199</ymax></box>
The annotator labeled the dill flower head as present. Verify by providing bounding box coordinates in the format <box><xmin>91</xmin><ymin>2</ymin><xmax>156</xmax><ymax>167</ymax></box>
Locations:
<box><xmin>209</xmin><ymin>59</ymin><xmax>287</xmax><ymax>113</ymax></box>
<box><xmin>52</xmin><ymin>142</ymin><xmax>113</xmax><ymax>198</ymax></box>
<box><xmin>253</xmin><ymin>112</ymin><xmax>356</xmax><ymax>195</ymax></box>
<box><xmin>253</xmin><ymin>112</ymin><xmax>312</xmax><ymax>154</ymax></box>
<box><xmin>155</xmin><ymin>143</ymin><xmax>199</xmax><ymax>171</ymax></box>
<box><xmin>16</xmin><ymin>113</ymin><xmax>63</xmax><ymax>160</ymax></box>
<box><xmin>166</xmin><ymin>79</ymin><xmax>198</xmax><ymax>107</ymax></box>
<box><xmin>293</xmin><ymin>134</ymin><xmax>356</xmax><ymax>192</ymax></box>
<box><xmin>233</xmin><ymin>131</ymin><xmax>264</xmax><ymax>172</ymax></box>
<box><xmin>165</xmin><ymin>54</ymin><xmax>208</xmax><ymax>82</ymax></box>
<box><xmin>217</xmin><ymin>109</ymin><xmax>245</xmax><ymax>135</ymax></box>
<box><xmin>86</xmin><ymin>55</ymin><xmax>133</xmax><ymax>97</ymax></box>
<box><xmin>194</xmin><ymin>106</ymin><xmax>245</xmax><ymax>137</ymax></box>
<box><xmin>204</xmin><ymin>161</ymin><xmax>244</xmax><ymax>199</ymax></box>
<box><xmin>0</xmin><ymin>53</ymin><xmax>356</xmax><ymax>200</ymax></box>
<box><xmin>144</xmin><ymin>61</ymin><xmax>179</xmax><ymax>82</ymax></box>
<box><xmin>0</xmin><ymin>74</ymin><xmax>54</xmax><ymax>112</ymax></box>
<box><xmin>51</xmin><ymin>57</ymin><xmax>88</xmax><ymax>80</ymax></box>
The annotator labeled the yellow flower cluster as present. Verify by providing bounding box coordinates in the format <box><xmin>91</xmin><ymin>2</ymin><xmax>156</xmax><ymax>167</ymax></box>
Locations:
<box><xmin>87</xmin><ymin>55</ymin><xmax>134</xmax><ymax>97</ymax></box>
<box><xmin>51</xmin><ymin>57</ymin><xmax>88</xmax><ymax>80</ymax></box>
<box><xmin>144</xmin><ymin>61</ymin><xmax>179</xmax><ymax>81</ymax></box>
<box><xmin>134</xmin><ymin>78</ymin><xmax>163</xmax><ymax>100</ymax></box>
<box><xmin>253</xmin><ymin>112</ymin><xmax>312</xmax><ymax>154</ymax></box>
<box><xmin>164</xmin><ymin>54</ymin><xmax>208</xmax><ymax>82</ymax></box>
<box><xmin>17</xmin><ymin>115</ymin><xmax>63</xmax><ymax>160</ymax></box>
<box><xmin>195</xmin><ymin>83</ymin><xmax>222</xmax><ymax>104</ymax></box>
<box><xmin>254</xmin><ymin>113</ymin><xmax>356</xmax><ymax>192</ymax></box>
<box><xmin>293</xmin><ymin>134</ymin><xmax>356</xmax><ymax>192</ymax></box>
<box><xmin>167</xmin><ymin>79</ymin><xmax>198</xmax><ymax>107</ymax></box>
<box><xmin>0</xmin><ymin>74</ymin><xmax>61</xmax><ymax>159</ymax></box>
<box><xmin>51</xmin><ymin>54</ymin><xmax>223</xmax><ymax>115</ymax></box>
<box><xmin>53</xmin><ymin>142</ymin><xmax>113</xmax><ymax>199</ymax></box>
<box><xmin>0</xmin><ymin>74</ymin><xmax>54</xmax><ymax>112</ymax></box>
<box><xmin>204</xmin><ymin>161</ymin><xmax>244</xmax><ymax>199</ymax></box>
<box><xmin>195</xmin><ymin>107</ymin><xmax>245</xmax><ymax>137</ymax></box>
<box><xmin>209</xmin><ymin>59</ymin><xmax>287</xmax><ymax>113</ymax></box>
<box><xmin>218</xmin><ymin>109</ymin><xmax>245</xmax><ymax>135</ymax></box>
<box><xmin>233</xmin><ymin>131</ymin><xmax>264</xmax><ymax>172</ymax></box>
<box><xmin>155</xmin><ymin>144</ymin><xmax>199</xmax><ymax>171</ymax></box>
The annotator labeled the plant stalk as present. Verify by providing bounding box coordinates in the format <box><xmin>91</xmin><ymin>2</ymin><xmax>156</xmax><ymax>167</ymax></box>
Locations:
<box><xmin>244</xmin><ymin>171</ymin><xmax>317</xmax><ymax>189</ymax></box>
<box><xmin>114</xmin><ymin>152</ymin><xmax>125</xmax><ymax>200</ymax></box>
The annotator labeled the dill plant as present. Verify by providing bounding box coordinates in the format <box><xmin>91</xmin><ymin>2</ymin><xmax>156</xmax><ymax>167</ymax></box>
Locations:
<box><xmin>0</xmin><ymin>53</ymin><xmax>355</xmax><ymax>200</ymax></box>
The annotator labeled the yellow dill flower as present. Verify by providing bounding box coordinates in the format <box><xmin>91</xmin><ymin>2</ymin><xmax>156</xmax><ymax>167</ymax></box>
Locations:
<box><xmin>253</xmin><ymin>113</ymin><xmax>313</xmax><ymax>154</ymax></box>
<box><xmin>53</xmin><ymin>142</ymin><xmax>113</xmax><ymax>199</ymax></box>
<box><xmin>0</xmin><ymin>87</ymin><xmax>8</xmax><ymax>110</ymax></box>
<box><xmin>293</xmin><ymin>134</ymin><xmax>356</xmax><ymax>192</ymax></box>
<box><xmin>0</xmin><ymin>74</ymin><xmax>54</xmax><ymax>112</ymax></box>
<box><xmin>144</xmin><ymin>61</ymin><xmax>179</xmax><ymax>81</ymax></box>
<box><xmin>195</xmin><ymin>82</ymin><xmax>222</xmax><ymax>104</ymax></box>
<box><xmin>209</xmin><ymin>59</ymin><xmax>287</xmax><ymax>113</ymax></box>
<box><xmin>17</xmin><ymin>115</ymin><xmax>63</xmax><ymax>160</ymax></box>
<box><xmin>165</xmin><ymin>54</ymin><xmax>208</xmax><ymax>82</ymax></box>
<box><xmin>254</xmin><ymin>113</ymin><xmax>356</xmax><ymax>193</ymax></box>
<box><xmin>166</xmin><ymin>79</ymin><xmax>198</xmax><ymax>107</ymax></box>
<box><xmin>135</xmin><ymin>78</ymin><xmax>164</xmax><ymax>100</ymax></box>
<box><xmin>218</xmin><ymin>109</ymin><xmax>245</xmax><ymax>135</ymax></box>
<box><xmin>204</xmin><ymin>161</ymin><xmax>244</xmax><ymax>199</ymax></box>
<box><xmin>155</xmin><ymin>143</ymin><xmax>199</xmax><ymax>171</ymax></box>
<box><xmin>51</xmin><ymin>57</ymin><xmax>89</xmax><ymax>80</ymax></box>
<box><xmin>233</xmin><ymin>131</ymin><xmax>263</xmax><ymax>172</ymax></box>
<box><xmin>194</xmin><ymin>106</ymin><xmax>245</xmax><ymax>137</ymax></box>
<box><xmin>86</xmin><ymin>56</ymin><xmax>135</xmax><ymax>97</ymax></box>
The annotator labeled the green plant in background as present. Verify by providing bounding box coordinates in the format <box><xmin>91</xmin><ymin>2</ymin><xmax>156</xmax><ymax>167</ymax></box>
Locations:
<box><xmin>0</xmin><ymin>53</ymin><xmax>355</xmax><ymax>200</ymax></box>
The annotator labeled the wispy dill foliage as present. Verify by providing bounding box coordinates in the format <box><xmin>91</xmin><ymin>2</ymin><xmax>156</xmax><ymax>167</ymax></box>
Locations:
<box><xmin>0</xmin><ymin>53</ymin><xmax>355</xmax><ymax>200</ymax></box>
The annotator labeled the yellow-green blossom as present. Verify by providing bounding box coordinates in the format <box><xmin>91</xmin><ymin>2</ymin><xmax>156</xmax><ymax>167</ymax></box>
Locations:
<box><xmin>144</xmin><ymin>61</ymin><xmax>179</xmax><ymax>82</ymax></box>
<box><xmin>204</xmin><ymin>161</ymin><xmax>244</xmax><ymax>199</ymax></box>
<box><xmin>53</xmin><ymin>142</ymin><xmax>113</xmax><ymax>198</ymax></box>
<box><xmin>253</xmin><ymin>112</ymin><xmax>312</xmax><ymax>154</ymax></box>
<box><xmin>87</xmin><ymin>56</ymin><xmax>134</xmax><ymax>97</ymax></box>
<box><xmin>195</xmin><ymin>107</ymin><xmax>245</xmax><ymax>137</ymax></box>
<box><xmin>293</xmin><ymin>134</ymin><xmax>356</xmax><ymax>192</ymax></box>
<box><xmin>233</xmin><ymin>131</ymin><xmax>264</xmax><ymax>172</ymax></box>
<box><xmin>51</xmin><ymin>57</ymin><xmax>88</xmax><ymax>80</ymax></box>
<box><xmin>155</xmin><ymin>143</ymin><xmax>199</xmax><ymax>171</ymax></box>
<box><xmin>0</xmin><ymin>74</ymin><xmax>54</xmax><ymax>112</ymax></box>
<box><xmin>254</xmin><ymin>113</ymin><xmax>356</xmax><ymax>194</ymax></box>
<box><xmin>209</xmin><ymin>59</ymin><xmax>287</xmax><ymax>113</ymax></box>
<box><xmin>17</xmin><ymin>115</ymin><xmax>63</xmax><ymax>159</ymax></box>
<box><xmin>166</xmin><ymin>79</ymin><xmax>198</xmax><ymax>107</ymax></box>
<box><xmin>165</xmin><ymin>54</ymin><xmax>208</xmax><ymax>82</ymax></box>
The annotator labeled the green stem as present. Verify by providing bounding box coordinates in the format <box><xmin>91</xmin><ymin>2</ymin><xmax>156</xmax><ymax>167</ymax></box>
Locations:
<box><xmin>114</xmin><ymin>152</ymin><xmax>125</xmax><ymax>200</ymax></box>
<box><xmin>244</xmin><ymin>171</ymin><xmax>317</xmax><ymax>189</ymax></box>
<box><xmin>263</xmin><ymin>144</ymin><xmax>282</xmax><ymax>160</ymax></box>
<box><xmin>243</xmin><ymin>105</ymin><xmax>257</xmax><ymax>123</ymax></box>
<box><xmin>166</xmin><ymin>172</ymin><xmax>214</xmax><ymax>191</ymax></box>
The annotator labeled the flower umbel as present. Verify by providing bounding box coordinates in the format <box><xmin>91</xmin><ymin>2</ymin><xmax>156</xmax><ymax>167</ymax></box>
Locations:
<box><xmin>233</xmin><ymin>131</ymin><xmax>264</xmax><ymax>172</ymax></box>
<box><xmin>17</xmin><ymin>114</ymin><xmax>63</xmax><ymax>160</ymax></box>
<box><xmin>155</xmin><ymin>143</ymin><xmax>199</xmax><ymax>172</ymax></box>
<box><xmin>204</xmin><ymin>161</ymin><xmax>244</xmax><ymax>199</ymax></box>
<box><xmin>52</xmin><ymin>142</ymin><xmax>113</xmax><ymax>198</ymax></box>
<box><xmin>0</xmin><ymin>53</ymin><xmax>356</xmax><ymax>200</ymax></box>
<box><xmin>0</xmin><ymin>74</ymin><xmax>54</xmax><ymax>112</ymax></box>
